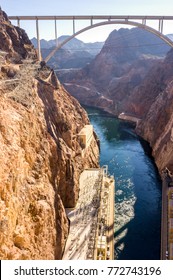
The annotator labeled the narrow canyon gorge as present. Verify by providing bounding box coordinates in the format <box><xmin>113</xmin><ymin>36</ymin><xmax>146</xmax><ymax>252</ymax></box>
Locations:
<box><xmin>0</xmin><ymin>7</ymin><xmax>173</xmax><ymax>260</ymax></box>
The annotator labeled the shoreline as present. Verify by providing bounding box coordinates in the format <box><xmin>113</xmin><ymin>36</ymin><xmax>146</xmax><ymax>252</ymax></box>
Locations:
<box><xmin>118</xmin><ymin>112</ymin><xmax>141</xmax><ymax>125</ymax></box>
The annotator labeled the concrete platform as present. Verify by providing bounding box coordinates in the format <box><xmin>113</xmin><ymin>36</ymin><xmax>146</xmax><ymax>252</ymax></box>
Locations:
<box><xmin>62</xmin><ymin>167</ymin><xmax>115</xmax><ymax>260</ymax></box>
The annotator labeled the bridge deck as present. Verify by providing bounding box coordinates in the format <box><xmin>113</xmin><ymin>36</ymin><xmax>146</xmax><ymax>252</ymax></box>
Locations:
<box><xmin>9</xmin><ymin>15</ymin><xmax>173</xmax><ymax>21</ymax></box>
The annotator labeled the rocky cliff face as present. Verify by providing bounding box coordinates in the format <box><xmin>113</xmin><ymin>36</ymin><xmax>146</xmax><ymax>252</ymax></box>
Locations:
<box><xmin>0</xmin><ymin>9</ymin><xmax>36</xmax><ymax>62</ymax></box>
<box><xmin>58</xmin><ymin>28</ymin><xmax>170</xmax><ymax>116</ymax></box>
<box><xmin>136</xmin><ymin>49</ymin><xmax>173</xmax><ymax>172</ymax></box>
<box><xmin>59</xmin><ymin>26</ymin><xmax>173</xmax><ymax>173</ymax></box>
<box><xmin>0</xmin><ymin>9</ymin><xmax>99</xmax><ymax>259</ymax></box>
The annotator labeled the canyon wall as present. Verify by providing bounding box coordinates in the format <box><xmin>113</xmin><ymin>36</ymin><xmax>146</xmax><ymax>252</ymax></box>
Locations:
<box><xmin>136</xmin><ymin>49</ymin><xmax>173</xmax><ymax>172</ymax></box>
<box><xmin>58</xmin><ymin>28</ymin><xmax>170</xmax><ymax>116</ymax></box>
<box><xmin>0</xmin><ymin>9</ymin><xmax>99</xmax><ymax>259</ymax></box>
<box><xmin>59</xmin><ymin>27</ymin><xmax>173</xmax><ymax>173</ymax></box>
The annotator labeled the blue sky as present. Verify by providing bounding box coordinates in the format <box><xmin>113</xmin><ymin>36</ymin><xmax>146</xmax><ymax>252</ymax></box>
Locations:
<box><xmin>1</xmin><ymin>0</ymin><xmax>173</xmax><ymax>42</ymax></box>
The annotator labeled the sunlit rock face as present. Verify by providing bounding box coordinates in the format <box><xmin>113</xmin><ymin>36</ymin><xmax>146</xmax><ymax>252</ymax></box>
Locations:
<box><xmin>0</xmin><ymin>9</ymin><xmax>37</xmax><ymax>61</ymax></box>
<box><xmin>0</xmin><ymin>9</ymin><xmax>99</xmax><ymax>259</ymax></box>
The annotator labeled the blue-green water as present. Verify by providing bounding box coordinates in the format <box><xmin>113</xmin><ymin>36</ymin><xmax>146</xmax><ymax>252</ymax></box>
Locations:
<box><xmin>86</xmin><ymin>107</ymin><xmax>162</xmax><ymax>260</ymax></box>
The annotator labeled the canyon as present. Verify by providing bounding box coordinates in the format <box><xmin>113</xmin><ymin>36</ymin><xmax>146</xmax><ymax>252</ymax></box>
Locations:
<box><xmin>58</xmin><ymin>27</ymin><xmax>173</xmax><ymax>174</ymax></box>
<box><xmin>0</xmin><ymin>9</ymin><xmax>99</xmax><ymax>259</ymax></box>
<box><xmin>1</xmin><ymin>6</ymin><xmax>173</xmax><ymax>261</ymax></box>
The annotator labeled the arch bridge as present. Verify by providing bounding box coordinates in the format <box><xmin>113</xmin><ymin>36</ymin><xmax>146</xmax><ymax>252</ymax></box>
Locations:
<box><xmin>9</xmin><ymin>15</ymin><xmax>173</xmax><ymax>62</ymax></box>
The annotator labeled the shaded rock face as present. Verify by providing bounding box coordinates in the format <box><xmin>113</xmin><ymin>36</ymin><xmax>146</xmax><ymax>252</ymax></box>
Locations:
<box><xmin>42</xmin><ymin>47</ymin><xmax>95</xmax><ymax>69</ymax></box>
<box><xmin>114</xmin><ymin>53</ymin><xmax>173</xmax><ymax>118</ymax></box>
<box><xmin>136</xmin><ymin>49</ymin><xmax>173</xmax><ymax>173</ymax></box>
<box><xmin>58</xmin><ymin>28</ymin><xmax>170</xmax><ymax>115</ymax></box>
<box><xmin>0</xmin><ymin>10</ymin><xmax>99</xmax><ymax>259</ymax></box>
<box><xmin>59</xmin><ymin>26</ymin><xmax>173</xmax><ymax>174</ymax></box>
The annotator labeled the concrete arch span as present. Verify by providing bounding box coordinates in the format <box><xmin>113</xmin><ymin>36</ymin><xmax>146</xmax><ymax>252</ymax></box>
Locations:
<box><xmin>45</xmin><ymin>20</ymin><xmax>173</xmax><ymax>63</ymax></box>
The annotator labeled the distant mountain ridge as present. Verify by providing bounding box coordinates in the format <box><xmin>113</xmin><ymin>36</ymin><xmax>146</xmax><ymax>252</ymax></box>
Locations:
<box><xmin>31</xmin><ymin>36</ymin><xmax>104</xmax><ymax>54</ymax></box>
<box><xmin>31</xmin><ymin>32</ymin><xmax>173</xmax><ymax>54</ymax></box>
<box><xmin>31</xmin><ymin>36</ymin><xmax>104</xmax><ymax>69</ymax></box>
<box><xmin>31</xmin><ymin>32</ymin><xmax>173</xmax><ymax>69</ymax></box>
<box><xmin>58</xmin><ymin>27</ymin><xmax>173</xmax><ymax>112</ymax></box>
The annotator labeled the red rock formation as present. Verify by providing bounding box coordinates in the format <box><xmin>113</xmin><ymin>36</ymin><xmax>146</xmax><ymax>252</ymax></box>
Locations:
<box><xmin>0</xmin><ymin>9</ymin><xmax>99</xmax><ymax>259</ymax></box>
<box><xmin>0</xmin><ymin>9</ymin><xmax>37</xmax><ymax>62</ymax></box>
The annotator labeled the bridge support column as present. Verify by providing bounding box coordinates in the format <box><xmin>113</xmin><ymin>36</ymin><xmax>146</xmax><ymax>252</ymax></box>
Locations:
<box><xmin>17</xmin><ymin>18</ymin><xmax>20</xmax><ymax>27</ymax></box>
<box><xmin>73</xmin><ymin>17</ymin><xmax>75</xmax><ymax>34</ymax></box>
<box><xmin>36</xmin><ymin>19</ymin><xmax>42</xmax><ymax>61</ymax></box>
<box><xmin>55</xmin><ymin>19</ymin><xmax>58</xmax><ymax>46</ymax></box>
<box><xmin>159</xmin><ymin>19</ymin><xmax>163</xmax><ymax>33</ymax></box>
<box><xmin>142</xmin><ymin>19</ymin><xmax>146</xmax><ymax>25</ymax></box>
<box><xmin>91</xmin><ymin>17</ymin><xmax>93</xmax><ymax>26</ymax></box>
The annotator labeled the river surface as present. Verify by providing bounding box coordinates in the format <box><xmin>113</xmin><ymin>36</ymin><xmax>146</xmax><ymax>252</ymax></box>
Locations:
<box><xmin>86</xmin><ymin>106</ymin><xmax>162</xmax><ymax>260</ymax></box>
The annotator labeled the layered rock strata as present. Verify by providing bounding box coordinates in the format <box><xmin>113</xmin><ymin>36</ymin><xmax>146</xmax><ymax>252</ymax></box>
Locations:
<box><xmin>0</xmin><ymin>9</ymin><xmax>99</xmax><ymax>259</ymax></box>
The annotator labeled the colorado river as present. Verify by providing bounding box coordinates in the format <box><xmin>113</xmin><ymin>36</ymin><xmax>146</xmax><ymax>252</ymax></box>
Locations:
<box><xmin>86</xmin><ymin>106</ymin><xmax>162</xmax><ymax>260</ymax></box>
